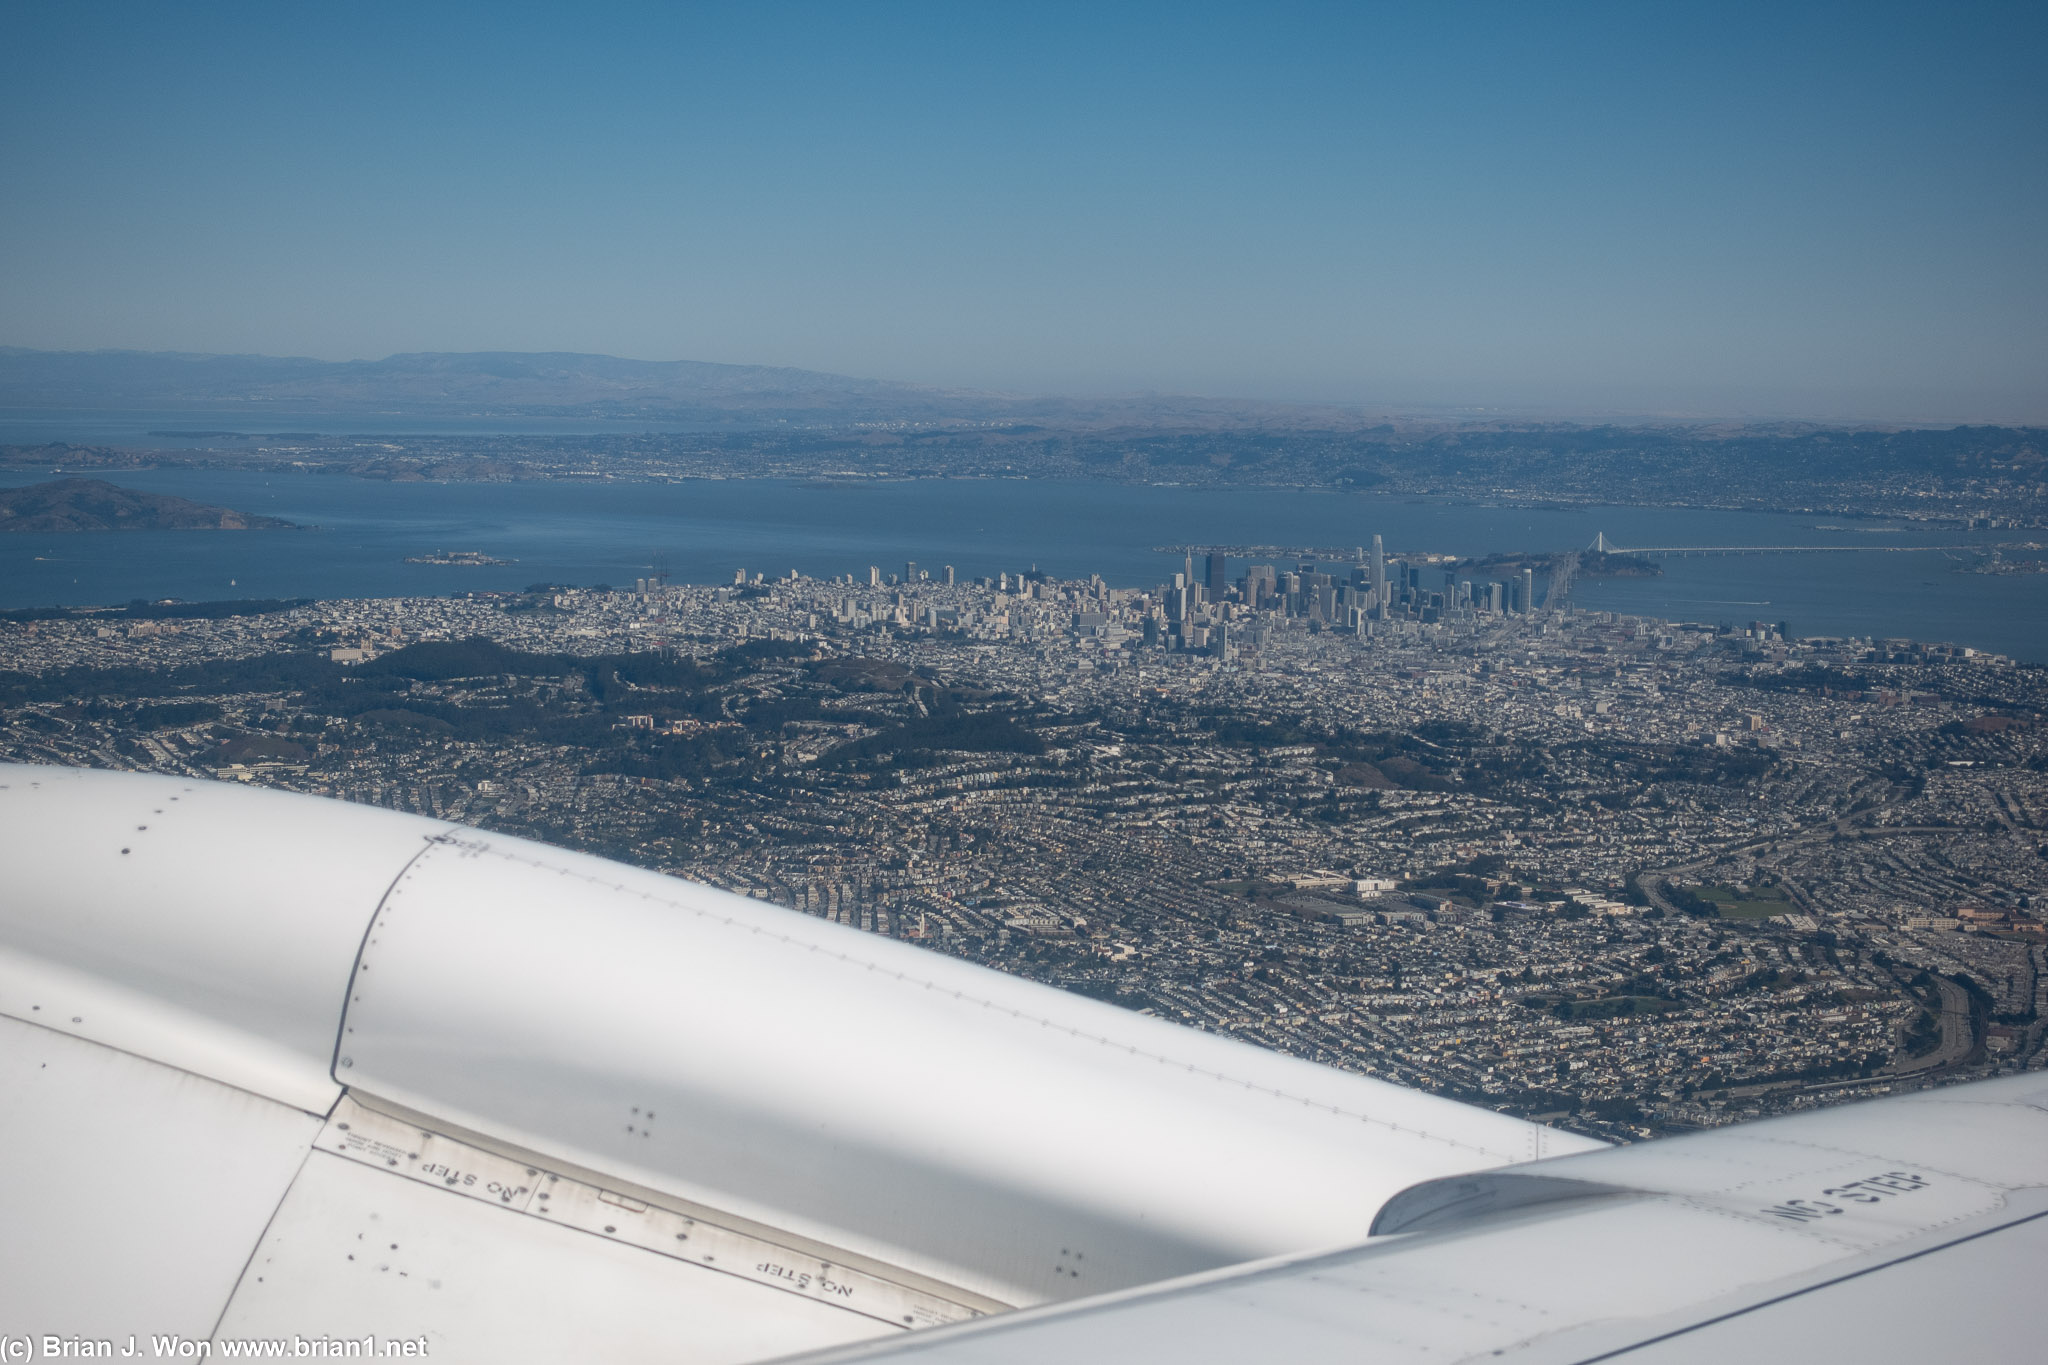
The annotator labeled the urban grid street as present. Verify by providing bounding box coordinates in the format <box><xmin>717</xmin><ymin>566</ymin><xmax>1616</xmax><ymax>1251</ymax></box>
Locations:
<box><xmin>6</xmin><ymin>551</ymin><xmax>2045</xmax><ymax>1143</ymax></box>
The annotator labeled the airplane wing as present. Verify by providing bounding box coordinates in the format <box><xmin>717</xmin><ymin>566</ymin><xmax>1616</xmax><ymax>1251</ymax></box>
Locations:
<box><xmin>786</xmin><ymin>1072</ymin><xmax>2048</xmax><ymax>1364</ymax></box>
<box><xmin>0</xmin><ymin>762</ymin><xmax>1588</xmax><ymax>1361</ymax></box>
<box><xmin>2</xmin><ymin>761</ymin><xmax>2037</xmax><ymax>1363</ymax></box>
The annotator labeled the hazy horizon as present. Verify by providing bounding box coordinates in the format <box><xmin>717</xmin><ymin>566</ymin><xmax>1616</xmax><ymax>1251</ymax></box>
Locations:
<box><xmin>0</xmin><ymin>342</ymin><xmax>2039</xmax><ymax>431</ymax></box>
<box><xmin>3</xmin><ymin>3</ymin><xmax>2044</xmax><ymax>425</ymax></box>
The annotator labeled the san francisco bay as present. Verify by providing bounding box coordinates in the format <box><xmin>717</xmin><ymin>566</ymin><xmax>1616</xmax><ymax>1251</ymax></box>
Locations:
<box><xmin>3</xmin><ymin>465</ymin><xmax>2042</xmax><ymax>661</ymax></box>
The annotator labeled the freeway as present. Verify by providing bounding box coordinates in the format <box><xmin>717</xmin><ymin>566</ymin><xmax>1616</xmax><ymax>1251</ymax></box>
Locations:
<box><xmin>1889</xmin><ymin>977</ymin><xmax>1976</xmax><ymax>1076</ymax></box>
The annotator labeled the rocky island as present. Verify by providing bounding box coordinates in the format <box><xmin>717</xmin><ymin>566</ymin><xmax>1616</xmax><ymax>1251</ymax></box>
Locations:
<box><xmin>404</xmin><ymin>549</ymin><xmax>518</xmax><ymax>566</ymax></box>
<box><xmin>0</xmin><ymin>477</ymin><xmax>296</xmax><ymax>532</ymax></box>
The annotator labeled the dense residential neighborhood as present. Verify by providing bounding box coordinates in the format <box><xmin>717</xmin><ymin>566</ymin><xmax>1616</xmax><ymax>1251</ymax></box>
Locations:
<box><xmin>6</xmin><ymin>558</ymin><xmax>2045</xmax><ymax>1144</ymax></box>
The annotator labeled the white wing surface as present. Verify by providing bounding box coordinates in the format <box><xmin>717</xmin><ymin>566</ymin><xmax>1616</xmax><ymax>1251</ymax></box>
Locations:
<box><xmin>0</xmin><ymin>763</ymin><xmax>1593</xmax><ymax>1361</ymax></box>
<box><xmin>786</xmin><ymin>1070</ymin><xmax>2048</xmax><ymax>1364</ymax></box>
<box><xmin>10</xmin><ymin>761</ymin><xmax>2037</xmax><ymax>1363</ymax></box>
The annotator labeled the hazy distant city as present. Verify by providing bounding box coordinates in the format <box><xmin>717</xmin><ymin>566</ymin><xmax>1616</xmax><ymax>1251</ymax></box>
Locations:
<box><xmin>8</xmin><ymin>391</ymin><xmax>2047</xmax><ymax>534</ymax></box>
<box><xmin>8</xmin><ymin>526</ymin><xmax>2044</xmax><ymax>1142</ymax></box>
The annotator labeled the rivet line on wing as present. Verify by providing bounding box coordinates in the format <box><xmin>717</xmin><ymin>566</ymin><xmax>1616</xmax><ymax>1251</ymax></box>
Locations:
<box><xmin>454</xmin><ymin>844</ymin><xmax>1515</xmax><ymax>1158</ymax></box>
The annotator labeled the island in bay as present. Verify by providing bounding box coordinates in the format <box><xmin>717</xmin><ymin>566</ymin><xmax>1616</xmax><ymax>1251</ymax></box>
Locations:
<box><xmin>405</xmin><ymin>549</ymin><xmax>518</xmax><ymax>566</ymax></box>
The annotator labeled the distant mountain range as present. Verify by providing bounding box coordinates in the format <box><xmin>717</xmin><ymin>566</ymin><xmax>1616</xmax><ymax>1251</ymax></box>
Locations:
<box><xmin>0</xmin><ymin>347</ymin><xmax>1353</xmax><ymax>429</ymax></box>
<box><xmin>0</xmin><ymin>477</ymin><xmax>295</xmax><ymax>532</ymax></box>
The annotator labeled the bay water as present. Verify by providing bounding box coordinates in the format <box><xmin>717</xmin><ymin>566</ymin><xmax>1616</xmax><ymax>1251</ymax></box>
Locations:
<box><xmin>1</xmin><ymin>466</ymin><xmax>2040</xmax><ymax>662</ymax></box>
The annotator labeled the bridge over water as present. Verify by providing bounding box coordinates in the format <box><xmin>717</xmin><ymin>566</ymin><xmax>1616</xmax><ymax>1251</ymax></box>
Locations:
<box><xmin>1590</xmin><ymin>532</ymin><xmax>1979</xmax><ymax>557</ymax></box>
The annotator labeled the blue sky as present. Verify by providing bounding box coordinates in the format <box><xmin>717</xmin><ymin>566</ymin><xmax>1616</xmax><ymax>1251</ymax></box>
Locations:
<box><xmin>2</xmin><ymin>1</ymin><xmax>2043</xmax><ymax>420</ymax></box>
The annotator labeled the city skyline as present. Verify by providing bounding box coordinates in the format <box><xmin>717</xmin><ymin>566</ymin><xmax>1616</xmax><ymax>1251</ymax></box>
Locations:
<box><xmin>8</xmin><ymin>543</ymin><xmax>2040</xmax><ymax>1146</ymax></box>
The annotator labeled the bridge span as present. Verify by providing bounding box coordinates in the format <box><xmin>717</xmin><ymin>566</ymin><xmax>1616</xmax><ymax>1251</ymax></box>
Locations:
<box><xmin>1591</xmin><ymin>532</ymin><xmax>1978</xmax><ymax>557</ymax></box>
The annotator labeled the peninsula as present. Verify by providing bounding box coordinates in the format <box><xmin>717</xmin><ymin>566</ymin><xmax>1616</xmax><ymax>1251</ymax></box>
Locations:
<box><xmin>0</xmin><ymin>477</ymin><xmax>296</xmax><ymax>532</ymax></box>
